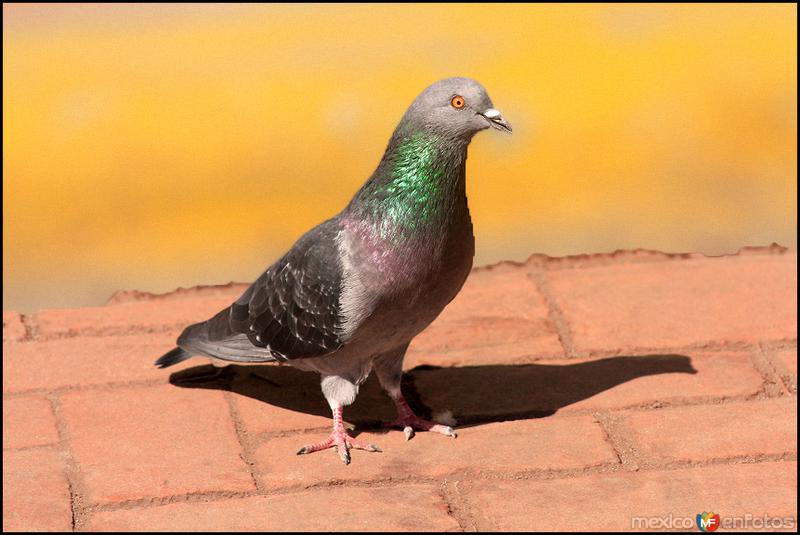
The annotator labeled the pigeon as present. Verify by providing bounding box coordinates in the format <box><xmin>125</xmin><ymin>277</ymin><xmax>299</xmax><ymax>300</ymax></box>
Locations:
<box><xmin>155</xmin><ymin>77</ymin><xmax>511</xmax><ymax>464</ymax></box>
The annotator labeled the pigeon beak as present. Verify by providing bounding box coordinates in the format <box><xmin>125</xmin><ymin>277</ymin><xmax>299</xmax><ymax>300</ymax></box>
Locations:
<box><xmin>480</xmin><ymin>108</ymin><xmax>512</xmax><ymax>133</ymax></box>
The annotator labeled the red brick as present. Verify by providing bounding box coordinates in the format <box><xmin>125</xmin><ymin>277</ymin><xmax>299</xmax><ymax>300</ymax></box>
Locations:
<box><xmin>462</xmin><ymin>461</ymin><xmax>797</xmax><ymax>531</ymax></box>
<box><xmin>623</xmin><ymin>398</ymin><xmax>797</xmax><ymax>464</ymax></box>
<box><xmin>406</xmin><ymin>264</ymin><xmax>564</xmax><ymax>367</ymax></box>
<box><xmin>227</xmin><ymin>364</ymin><xmax>333</xmax><ymax>436</ymax></box>
<box><xmin>547</xmin><ymin>255</ymin><xmax>797</xmax><ymax>353</ymax></box>
<box><xmin>86</xmin><ymin>484</ymin><xmax>458</xmax><ymax>531</ymax></box>
<box><xmin>2</xmin><ymin>447</ymin><xmax>72</xmax><ymax>531</ymax></box>
<box><xmin>60</xmin><ymin>385</ymin><xmax>253</xmax><ymax>505</ymax></box>
<box><xmin>3</xmin><ymin>333</ymin><xmax>196</xmax><ymax>393</ymax></box>
<box><xmin>35</xmin><ymin>296</ymin><xmax>235</xmax><ymax>338</ymax></box>
<box><xmin>253</xmin><ymin>416</ymin><xmax>618</xmax><ymax>489</ymax></box>
<box><xmin>3</xmin><ymin>311</ymin><xmax>26</xmax><ymax>343</ymax></box>
<box><xmin>234</xmin><ymin>390</ymin><xmax>334</xmax><ymax>435</ymax></box>
<box><xmin>3</xmin><ymin>397</ymin><xmax>60</xmax><ymax>449</ymax></box>
<box><xmin>410</xmin><ymin>352</ymin><xmax>762</xmax><ymax>420</ymax></box>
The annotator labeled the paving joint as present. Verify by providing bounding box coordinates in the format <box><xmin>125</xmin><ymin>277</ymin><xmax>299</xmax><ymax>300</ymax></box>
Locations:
<box><xmin>224</xmin><ymin>392</ymin><xmax>266</xmax><ymax>492</ymax></box>
<box><xmin>527</xmin><ymin>270</ymin><xmax>576</xmax><ymax>358</ymax></box>
<box><xmin>47</xmin><ymin>394</ymin><xmax>90</xmax><ymax>531</ymax></box>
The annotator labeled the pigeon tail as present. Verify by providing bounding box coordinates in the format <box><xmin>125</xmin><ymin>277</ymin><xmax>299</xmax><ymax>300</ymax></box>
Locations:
<box><xmin>155</xmin><ymin>346</ymin><xmax>192</xmax><ymax>368</ymax></box>
<box><xmin>160</xmin><ymin>312</ymin><xmax>277</xmax><ymax>365</ymax></box>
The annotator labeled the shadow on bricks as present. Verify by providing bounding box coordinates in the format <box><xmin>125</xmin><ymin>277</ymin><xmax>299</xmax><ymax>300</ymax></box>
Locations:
<box><xmin>168</xmin><ymin>354</ymin><xmax>696</xmax><ymax>431</ymax></box>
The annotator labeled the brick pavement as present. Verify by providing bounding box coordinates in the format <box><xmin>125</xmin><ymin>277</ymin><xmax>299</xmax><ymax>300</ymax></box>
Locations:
<box><xmin>3</xmin><ymin>246</ymin><xmax>797</xmax><ymax>531</ymax></box>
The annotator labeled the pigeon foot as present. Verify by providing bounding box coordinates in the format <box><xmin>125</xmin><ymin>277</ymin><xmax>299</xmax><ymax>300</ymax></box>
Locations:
<box><xmin>384</xmin><ymin>415</ymin><xmax>457</xmax><ymax>440</ymax></box>
<box><xmin>296</xmin><ymin>407</ymin><xmax>381</xmax><ymax>464</ymax></box>
<box><xmin>385</xmin><ymin>396</ymin><xmax>457</xmax><ymax>440</ymax></box>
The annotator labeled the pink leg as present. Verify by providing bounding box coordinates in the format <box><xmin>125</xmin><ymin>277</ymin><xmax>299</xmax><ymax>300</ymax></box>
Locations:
<box><xmin>296</xmin><ymin>407</ymin><xmax>381</xmax><ymax>464</ymax></box>
<box><xmin>385</xmin><ymin>395</ymin><xmax>457</xmax><ymax>440</ymax></box>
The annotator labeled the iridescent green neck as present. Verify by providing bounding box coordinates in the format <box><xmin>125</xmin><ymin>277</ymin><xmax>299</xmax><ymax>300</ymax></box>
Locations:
<box><xmin>352</xmin><ymin>132</ymin><xmax>466</xmax><ymax>239</ymax></box>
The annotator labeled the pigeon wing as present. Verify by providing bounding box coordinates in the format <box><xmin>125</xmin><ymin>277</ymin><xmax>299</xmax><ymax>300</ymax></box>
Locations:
<box><xmin>225</xmin><ymin>219</ymin><xmax>345</xmax><ymax>360</ymax></box>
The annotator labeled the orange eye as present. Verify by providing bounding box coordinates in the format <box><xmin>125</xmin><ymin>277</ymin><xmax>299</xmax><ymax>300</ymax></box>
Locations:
<box><xmin>451</xmin><ymin>95</ymin><xmax>465</xmax><ymax>109</ymax></box>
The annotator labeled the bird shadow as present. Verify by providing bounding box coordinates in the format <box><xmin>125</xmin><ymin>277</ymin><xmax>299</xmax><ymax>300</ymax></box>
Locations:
<box><xmin>168</xmin><ymin>354</ymin><xmax>696</xmax><ymax>432</ymax></box>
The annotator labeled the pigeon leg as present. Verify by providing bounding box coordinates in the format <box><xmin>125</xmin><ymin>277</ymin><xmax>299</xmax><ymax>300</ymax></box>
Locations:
<box><xmin>373</xmin><ymin>347</ymin><xmax>457</xmax><ymax>440</ymax></box>
<box><xmin>384</xmin><ymin>395</ymin><xmax>457</xmax><ymax>440</ymax></box>
<box><xmin>296</xmin><ymin>406</ymin><xmax>381</xmax><ymax>464</ymax></box>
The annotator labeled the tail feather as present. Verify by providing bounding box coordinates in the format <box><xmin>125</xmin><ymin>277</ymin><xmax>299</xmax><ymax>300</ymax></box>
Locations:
<box><xmin>155</xmin><ymin>313</ymin><xmax>276</xmax><ymax>370</ymax></box>
<box><xmin>155</xmin><ymin>347</ymin><xmax>192</xmax><ymax>368</ymax></box>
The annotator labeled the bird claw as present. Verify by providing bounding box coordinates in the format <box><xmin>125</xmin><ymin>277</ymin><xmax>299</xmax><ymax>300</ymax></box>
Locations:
<box><xmin>338</xmin><ymin>446</ymin><xmax>351</xmax><ymax>465</ymax></box>
<box><xmin>433</xmin><ymin>424</ymin><xmax>457</xmax><ymax>438</ymax></box>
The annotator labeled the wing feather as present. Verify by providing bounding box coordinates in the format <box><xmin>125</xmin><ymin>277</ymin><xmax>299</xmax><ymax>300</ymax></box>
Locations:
<box><xmin>235</xmin><ymin>219</ymin><xmax>345</xmax><ymax>359</ymax></box>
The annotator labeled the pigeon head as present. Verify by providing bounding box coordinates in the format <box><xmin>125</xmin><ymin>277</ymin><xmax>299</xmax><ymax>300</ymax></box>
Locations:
<box><xmin>397</xmin><ymin>77</ymin><xmax>512</xmax><ymax>141</ymax></box>
<box><xmin>349</xmin><ymin>77</ymin><xmax>510</xmax><ymax>230</ymax></box>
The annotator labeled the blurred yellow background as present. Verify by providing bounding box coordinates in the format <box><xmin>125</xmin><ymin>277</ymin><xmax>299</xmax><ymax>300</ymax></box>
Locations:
<box><xmin>3</xmin><ymin>3</ymin><xmax>797</xmax><ymax>313</ymax></box>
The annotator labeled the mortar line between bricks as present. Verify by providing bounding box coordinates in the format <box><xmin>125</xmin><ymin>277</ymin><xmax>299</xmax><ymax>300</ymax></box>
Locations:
<box><xmin>25</xmin><ymin>323</ymin><xmax>183</xmax><ymax>342</ymax></box>
<box><xmin>47</xmin><ymin>394</ymin><xmax>90</xmax><ymax>531</ymax></box>
<box><xmin>85</xmin><ymin>475</ymin><xmax>453</xmax><ymax>513</ymax></box>
<box><xmin>760</xmin><ymin>338</ymin><xmax>799</xmax><ymax>352</ymax></box>
<box><xmin>594</xmin><ymin>410</ymin><xmax>643</xmax><ymax>471</ymax></box>
<box><xmin>758</xmin><ymin>341</ymin><xmax>797</xmax><ymax>395</ymax></box>
<box><xmin>224</xmin><ymin>392</ymin><xmax>266</xmax><ymax>492</ymax></box>
<box><xmin>626</xmin><ymin>451</ymin><xmax>798</xmax><ymax>474</ymax></box>
<box><xmin>440</xmin><ymin>479</ymin><xmax>477</xmax><ymax>531</ymax></box>
<box><xmin>749</xmin><ymin>344</ymin><xmax>791</xmax><ymax>398</ymax></box>
<box><xmin>3</xmin><ymin>442</ymin><xmax>63</xmax><ymax>453</ymax></box>
<box><xmin>3</xmin><ymin>378</ymin><xmax>170</xmax><ymax>399</ymax></box>
<box><xmin>85</xmin><ymin>472</ymin><xmax>542</xmax><ymax>516</ymax></box>
<box><xmin>79</xmin><ymin>454</ymin><xmax>798</xmax><ymax>517</ymax></box>
<box><xmin>527</xmin><ymin>270</ymin><xmax>576</xmax><ymax>358</ymax></box>
<box><xmin>592</xmin><ymin>392</ymin><xmax>795</xmax><ymax>414</ymax></box>
<box><xmin>20</xmin><ymin>313</ymin><xmax>39</xmax><ymax>342</ymax></box>
<box><xmin>540</xmin><ymin>338</ymin><xmax>798</xmax><ymax>361</ymax></box>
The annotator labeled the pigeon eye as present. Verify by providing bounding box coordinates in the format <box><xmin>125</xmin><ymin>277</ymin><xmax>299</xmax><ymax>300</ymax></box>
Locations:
<box><xmin>450</xmin><ymin>96</ymin><xmax>465</xmax><ymax>109</ymax></box>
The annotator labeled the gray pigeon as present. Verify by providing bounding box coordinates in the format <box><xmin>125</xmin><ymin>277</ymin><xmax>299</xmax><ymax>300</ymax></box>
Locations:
<box><xmin>155</xmin><ymin>77</ymin><xmax>511</xmax><ymax>464</ymax></box>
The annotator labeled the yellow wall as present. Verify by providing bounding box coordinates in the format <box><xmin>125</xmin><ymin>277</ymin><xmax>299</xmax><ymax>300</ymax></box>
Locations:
<box><xmin>3</xmin><ymin>4</ymin><xmax>797</xmax><ymax>312</ymax></box>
